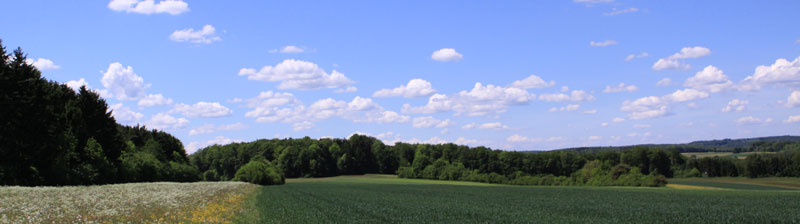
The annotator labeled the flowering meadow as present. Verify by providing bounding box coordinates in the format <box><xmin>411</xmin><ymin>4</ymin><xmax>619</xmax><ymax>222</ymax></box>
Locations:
<box><xmin>0</xmin><ymin>182</ymin><xmax>258</xmax><ymax>223</ymax></box>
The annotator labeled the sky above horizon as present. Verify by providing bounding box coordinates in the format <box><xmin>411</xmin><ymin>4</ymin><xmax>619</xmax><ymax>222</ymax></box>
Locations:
<box><xmin>2</xmin><ymin>0</ymin><xmax>800</xmax><ymax>153</ymax></box>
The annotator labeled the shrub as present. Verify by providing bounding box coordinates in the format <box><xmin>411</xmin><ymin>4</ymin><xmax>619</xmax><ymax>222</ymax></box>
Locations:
<box><xmin>233</xmin><ymin>159</ymin><xmax>285</xmax><ymax>185</ymax></box>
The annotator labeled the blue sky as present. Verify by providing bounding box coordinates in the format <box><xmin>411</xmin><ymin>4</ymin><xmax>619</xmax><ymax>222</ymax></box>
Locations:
<box><xmin>2</xmin><ymin>0</ymin><xmax>800</xmax><ymax>153</ymax></box>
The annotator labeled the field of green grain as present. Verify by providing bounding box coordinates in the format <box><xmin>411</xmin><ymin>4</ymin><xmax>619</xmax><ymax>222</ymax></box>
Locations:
<box><xmin>249</xmin><ymin>175</ymin><xmax>800</xmax><ymax>223</ymax></box>
<box><xmin>681</xmin><ymin>151</ymin><xmax>776</xmax><ymax>159</ymax></box>
<box><xmin>4</xmin><ymin>176</ymin><xmax>800</xmax><ymax>223</ymax></box>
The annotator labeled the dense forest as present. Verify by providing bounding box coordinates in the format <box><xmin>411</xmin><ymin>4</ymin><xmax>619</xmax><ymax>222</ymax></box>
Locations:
<box><xmin>552</xmin><ymin>136</ymin><xmax>800</xmax><ymax>154</ymax></box>
<box><xmin>4</xmin><ymin>40</ymin><xmax>800</xmax><ymax>187</ymax></box>
<box><xmin>0</xmin><ymin>41</ymin><xmax>199</xmax><ymax>186</ymax></box>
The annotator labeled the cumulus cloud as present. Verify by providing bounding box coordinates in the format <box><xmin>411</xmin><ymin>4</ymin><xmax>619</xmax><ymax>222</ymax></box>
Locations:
<box><xmin>186</xmin><ymin>136</ymin><xmax>241</xmax><ymax>154</ymax></box>
<box><xmin>509</xmin><ymin>74</ymin><xmax>555</xmax><ymax>89</ymax></box>
<box><xmin>240</xmin><ymin>91</ymin><xmax>406</xmax><ymax>129</ymax></box>
<box><xmin>412</xmin><ymin>116</ymin><xmax>452</xmax><ymax>128</ymax></box>
<box><xmin>431</xmin><ymin>48</ymin><xmax>463</xmax><ymax>62</ymax></box>
<box><xmin>170</xmin><ymin>25</ymin><xmax>221</xmax><ymax>44</ymax></box>
<box><xmin>685</xmin><ymin>65</ymin><xmax>733</xmax><ymax>92</ymax></box>
<box><xmin>25</xmin><ymin>58</ymin><xmax>60</xmax><ymax>70</ymax></box>
<box><xmin>188</xmin><ymin>122</ymin><xmax>247</xmax><ymax>136</ymax></box>
<box><xmin>538</xmin><ymin>90</ymin><xmax>595</xmax><ymax>102</ymax></box>
<box><xmin>785</xmin><ymin>115</ymin><xmax>800</xmax><ymax>123</ymax></box>
<box><xmin>583</xmin><ymin>109</ymin><xmax>598</xmax><ymax>114</ymax></box>
<box><xmin>735</xmin><ymin>116</ymin><xmax>772</xmax><ymax>125</ymax></box>
<box><xmin>652</xmin><ymin>46</ymin><xmax>711</xmax><ymax>70</ymax></box>
<box><xmin>66</xmin><ymin>78</ymin><xmax>90</xmax><ymax>92</ymax></box>
<box><xmin>550</xmin><ymin>104</ymin><xmax>580</xmax><ymax>112</ymax></box>
<box><xmin>604</xmin><ymin>7</ymin><xmax>639</xmax><ymax>16</ymax></box>
<box><xmin>373</xmin><ymin>79</ymin><xmax>436</xmax><ymax>98</ymax></box>
<box><xmin>664</xmin><ymin>89</ymin><xmax>709</xmax><ymax>102</ymax></box>
<box><xmin>238</xmin><ymin>59</ymin><xmax>355</xmax><ymax>92</ymax></box>
<box><xmin>603</xmin><ymin>83</ymin><xmax>638</xmax><ymax>93</ymax></box>
<box><xmin>507</xmin><ymin>134</ymin><xmax>532</xmax><ymax>142</ymax></box>
<box><xmin>403</xmin><ymin>82</ymin><xmax>535</xmax><ymax>116</ymax></box>
<box><xmin>463</xmin><ymin>122</ymin><xmax>509</xmax><ymax>130</ymax></box>
<box><xmin>787</xmin><ymin>91</ymin><xmax>800</xmax><ymax>107</ymax></box>
<box><xmin>620</xmin><ymin>96</ymin><xmax>669</xmax><ymax>120</ymax></box>
<box><xmin>270</xmin><ymin>45</ymin><xmax>305</xmax><ymax>54</ymax></box>
<box><xmin>722</xmin><ymin>99</ymin><xmax>748</xmax><ymax>112</ymax></box>
<box><xmin>101</xmin><ymin>62</ymin><xmax>150</xmax><ymax>100</ymax></box>
<box><xmin>590</xmin><ymin>40</ymin><xmax>617</xmax><ymax>47</ymax></box>
<box><xmin>170</xmin><ymin>102</ymin><xmax>233</xmax><ymax>118</ymax></box>
<box><xmin>138</xmin><ymin>94</ymin><xmax>173</xmax><ymax>107</ymax></box>
<box><xmin>146</xmin><ymin>113</ymin><xmax>189</xmax><ymax>130</ymax></box>
<box><xmin>625</xmin><ymin>52</ymin><xmax>649</xmax><ymax>61</ymax></box>
<box><xmin>657</xmin><ymin>78</ymin><xmax>673</xmax><ymax>86</ymax></box>
<box><xmin>613</xmin><ymin>117</ymin><xmax>626</xmax><ymax>123</ymax></box>
<box><xmin>739</xmin><ymin>56</ymin><xmax>800</xmax><ymax>90</ymax></box>
<box><xmin>108</xmin><ymin>0</ymin><xmax>189</xmax><ymax>15</ymax></box>
<box><xmin>109</xmin><ymin>103</ymin><xmax>144</xmax><ymax>124</ymax></box>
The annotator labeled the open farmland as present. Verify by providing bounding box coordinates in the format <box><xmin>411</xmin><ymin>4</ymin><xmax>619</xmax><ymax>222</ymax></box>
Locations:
<box><xmin>0</xmin><ymin>182</ymin><xmax>258</xmax><ymax>223</ymax></box>
<box><xmin>251</xmin><ymin>175</ymin><xmax>800</xmax><ymax>223</ymax></box>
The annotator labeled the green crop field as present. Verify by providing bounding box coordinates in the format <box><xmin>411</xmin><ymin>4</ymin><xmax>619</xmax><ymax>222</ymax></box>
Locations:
<box><xmin>247</xmin><ymin>175</ymin><xmax>800</xmax><ymax>223</ymax></box>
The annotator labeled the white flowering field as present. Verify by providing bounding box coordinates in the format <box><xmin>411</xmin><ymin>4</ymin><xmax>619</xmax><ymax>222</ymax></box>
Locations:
<box><xmin>0</xmin><ymin>182</ymin><xmax>258</xmax><ymax>223</ymax></box>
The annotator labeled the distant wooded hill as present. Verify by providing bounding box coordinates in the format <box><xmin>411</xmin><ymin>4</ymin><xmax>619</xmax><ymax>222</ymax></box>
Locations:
<box><xmin>535</xmin><ymin>136</ymin><xmax>800</xmax><ymax>154</ymax></box>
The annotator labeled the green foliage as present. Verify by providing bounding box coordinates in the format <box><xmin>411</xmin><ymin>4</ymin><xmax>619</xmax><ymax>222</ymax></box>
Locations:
<box><xmin>233</xmin><ymin>158</ymin><xmax>284</xmax><ymax>185</ymax></box>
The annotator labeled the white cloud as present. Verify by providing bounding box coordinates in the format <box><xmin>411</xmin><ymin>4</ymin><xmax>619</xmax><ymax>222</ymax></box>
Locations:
<box><xmin>238</xmin><ymin>59</ymin><xmax>355</xmax><ymax>92</ymax></box>
<box><xmin>657</xmin><ymin>78</ymin><xmax>673</xmax><ymax>86</ymax></box>
<box><xmin>66</xmin><ymin>78</ymin><xmax>90</xmax><ymax>92</ymax></box>
<box><xmin>138</xmin><ymin>94</ymin><xmax>173</xmax><ymax>107</ymax></box>
<box><xmin>412</xmin><ymin>116</ymin><xmax>451</xmax><ymax>128</ymax></box>
<box><xmin>633</xmin><ymin>124</ymin><xmax>651</xmax><ymax>129</ymax></box>
<box><xmin>561</xmin><ymin>86</ymin><xmax>570</xmax><ymax>92</ymax></box>
<box><xmin>375</xmin><ymin>111</ymin><xmax>411</xmax><ymax>123</ymax></box>
<box><xmin>588</xmin><ymin>136</ymin><xmax>603</xmax><ymax>141</ymax></box>
<box><xmin>664</xmin><ymin>89</ymin><xmax>709</xmax><ymax>102</ymax></box>
<box><xmin>186</xmin><ymin>136</ymin><xmax>241</xmax><ymax>154</ymax></box>
<box><xmin>740</xmin><ymin>56</ymin><xmax>800</xmax><ymax>90</ymax></box>
<box><xmin>431</xmin><ymin>48</ymin><xmax>463</xmax><ymax>62</ymax></box>
<box><xmin>109</xmin><ymin>103</ymin><xmax>144</xmax><ymax>124</ymax></box>
<box><xmin>270</xmin><ymin>45</ymin><xmax>305</xmax><ymax>54</ymax></box>
<box><xmin>722</xmin><ymin>99</ymin><xmax>748</xmax><ymax>112</ymax></box>
<box><xmin>627</xmin><ymin>132</ymin><xmax>652</xmax><ymax>138</ymax></box>
<box><xmin>373</xmin><ymin>79</ymin><xmax>436</xmax><ymax>98</ymax></box>
<box><xmin>604</xmin><ymin>7</ymin><xmax>639</xmax><ymax>16</ymax></box>
<box><xmin>784</xmin><ymin>115</ymin><xmax>800</xmax><ymax>123</ymax></box>
<box><xmin>108</xmin><ymin>0</ymin><xmax>189</xmax><ymax>15</ymax></box>
<box><xmin>612</xmin><ymin>117</ymin><xmax>626</xmax><ymax>123</ymax></box>
<box><xmin>620</xmin><ymin>96</ymin><xmax>669</xmax><ymax>120</ymax></box>
<box><xmin>170</xmin><ymin>25</ymin><xmax>221</xmax><ymax>44</ymax></box>
<box><xmin>652</xmin><ymin>46</ymin><xmax>711</xmax><ymax>70</ymax></box>
<box><xmin>507</xmin><ymin>134</ymin><xmax>532</xmax><ymax>142</ymax></box>
<box><xmin>188</xmin><ymin>122</ymin><xmax>247</xmax><ymax>136</ymax></box>
<box><xmin>171</xmin><ymin>102</ymin><xmax>233</xmax><ymax>118</ymax></box>
<box><xmin>538</xmin><ymin>90</ymin><xmax>595</xmax><ymax>102</ymax></box>
<box><xmin>685</xmin><ymin>65</ymin><xmax>733</xmax><ymax>93</ymax></box>
<box><xmin>454</xmin><ymin>137</ymin><xmax>478</xmax><ymax>145</ymax></box>
<box><xmin>293</xmin><ymin>121</ymin><xmax>314</xmax><ymax>131</ymax></box>
<box><xmin>735</xmin><ymin>116</ymin><xmax>772</xmax><ymax>125</ymax></box>
<box><xmin>550</xmin><ymin>104</ymin><xmax>581</xmax><ymax>112</ymax></box>
<box><xmin>476</xmin><ymin>122</ymin><xmax>510</xmax><ymax>130</ymax></box>
<box><xmin>625</xmin><ymin>52</ymin><xmax>649</xmax><ymax>61</ymax></box>
<box><xmin>509</xmin><ymin>74</ymin><xmax>555</xmax><ymax>89</ymax></box>
<box><xmin>603</xmin><ymin>83</ymin><xmax>639</xmax><ymax>93</ymax></box>
<box><xmin>601</xmin><ymin>122</ymin><xmax>609</xmax><ymax>127</ymax></box>
<box><xmin>583</xmin><ymin>109</ymin><xmax>597</xmax><ymax>114</ymax></box>
<box><xmin>241</xmin><ymin>92</ymin><xmax>406</xmax><ymax>129</ymax></box>
<box><xmin>25</xmin><ymin>58</ymin><xmax>60</xmax><ymax>70</ymax></box>
<box><xmin>787</xmin><ymin>91</ymin><xmax>800</xmax><ymax>107</ymax></box>
<box><xmin>146</xmin><ymin>113</ymin><xmax>189</xmax><ymax>130</ymax></box>
<box><xmin>101</xmin><ymin>62</ymin><xmax>150</xmax><ymax>100</ymax></box>
<box><xmin>590</xmin><ymin>40</ymin><xmax>617</xmax><ymax>47</ymax></box>
<box><xmin>403</xmin><ymin>82</ymin><xmax>535</xmax><ymax>116</ymax></box>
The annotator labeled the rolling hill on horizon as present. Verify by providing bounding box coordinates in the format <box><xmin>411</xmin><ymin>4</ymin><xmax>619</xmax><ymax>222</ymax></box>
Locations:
<box><xmin>533</xmin><ymin>135</ymin><xmax>800</xmax><ymax>153</ymax></box>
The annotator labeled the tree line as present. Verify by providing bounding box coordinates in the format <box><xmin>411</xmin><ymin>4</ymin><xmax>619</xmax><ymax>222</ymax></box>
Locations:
<box><xmin>0</xmin><ymin>41</ymin><xmax>199</xmax><ymax>186</ymax></box>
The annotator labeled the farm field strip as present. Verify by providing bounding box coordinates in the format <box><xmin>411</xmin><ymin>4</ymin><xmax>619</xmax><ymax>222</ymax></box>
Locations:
<box><xmin>0</xmin><ymin>182</ymin><xmax>258</xmax><ymax>223</ymax></box>
<box><xmin>252</xmin><ymin>176</ymin><xmax>800</xmax><ymax>223</ymax></box>
<box><xmin>669</xmin><ymin>178</ymin><xmax>800</xmax><ymax>190</ymax></box>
